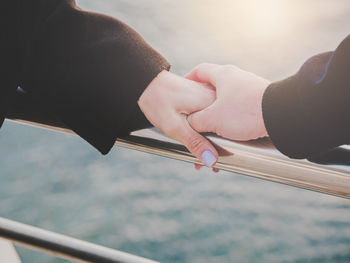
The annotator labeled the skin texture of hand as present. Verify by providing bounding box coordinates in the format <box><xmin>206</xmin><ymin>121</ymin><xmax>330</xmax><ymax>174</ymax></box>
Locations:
<box><xmin>138</xmin><ymin>70</ymin><xmax>219</xmax><ymax>167</ymax></box>
<box><xmin>186</xmin><ymin>63</ymin><xmax>270</xmax><ymax>141</ymax></box>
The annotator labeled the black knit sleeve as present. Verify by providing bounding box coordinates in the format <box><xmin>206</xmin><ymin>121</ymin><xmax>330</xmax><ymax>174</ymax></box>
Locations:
<box><xmin>20</xmin><ymin>0</ymin><xmax>170</xmax><ymax>154</ymax></box>
<box><xmin>262</xmin><ymin>35</ymin><xmax>350</xmax><ymax>159</ymax></box>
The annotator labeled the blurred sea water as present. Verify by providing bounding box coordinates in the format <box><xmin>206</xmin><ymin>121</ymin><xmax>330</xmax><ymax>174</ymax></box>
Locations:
<box><xmin>1</xmin><ymin>0</ymin><xmax>350</xmax><ymax>262</ymax></box>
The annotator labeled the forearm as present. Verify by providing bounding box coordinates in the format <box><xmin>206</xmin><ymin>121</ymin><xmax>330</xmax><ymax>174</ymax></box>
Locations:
<box><xmin>20</xmin><ymin>0</ymin><xmax>170</xmax><ymax>154</ymax></box>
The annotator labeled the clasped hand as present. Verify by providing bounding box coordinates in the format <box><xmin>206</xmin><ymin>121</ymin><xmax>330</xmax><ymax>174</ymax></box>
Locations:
<box><xmin>138</xmin><ymin>63</ymin><xmax>270</xmax><ymax>168</ymax></box>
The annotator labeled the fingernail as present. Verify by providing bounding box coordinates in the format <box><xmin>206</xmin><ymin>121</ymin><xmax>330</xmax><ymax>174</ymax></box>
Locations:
<box><xmin>201</xmin><ymin>150</ymin><xmax>217</xmax><ymax>167</ymax></box>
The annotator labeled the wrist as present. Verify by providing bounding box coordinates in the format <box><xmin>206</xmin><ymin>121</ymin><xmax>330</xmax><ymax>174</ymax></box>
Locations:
<box><xmin>138</xmin><ymin>70</ymin><xmax>170</xmax><ymax>108</ymax></box>
<box><xmin>145</xmin><ymin>70</ymin><xmax>170</xmax><ymax>92</ymax></box>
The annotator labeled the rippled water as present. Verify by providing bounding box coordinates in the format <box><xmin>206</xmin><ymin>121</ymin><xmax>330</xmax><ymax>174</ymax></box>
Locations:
<box><xmin>1</xmin><ymin>1</ymin><xmax>350</xmax><ymax>262</ymax></box>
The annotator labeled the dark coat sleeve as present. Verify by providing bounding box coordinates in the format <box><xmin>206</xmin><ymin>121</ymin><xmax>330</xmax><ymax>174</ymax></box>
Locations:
<box><xmin>262</xmin><ymin>35</ymin><xmax>350</xmax><ymax>159</ymax></box>
<box><xmin>0</xmin><ymin>1</ymin><xmax>21</xmax><ymax>126</ymax></box>
<box><xmin>14</xmin><ymin>0</ymin><xmax>169</xmax><ymax>154</ymax></box>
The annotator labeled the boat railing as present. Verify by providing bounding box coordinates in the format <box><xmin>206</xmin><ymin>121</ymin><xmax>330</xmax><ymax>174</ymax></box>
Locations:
<box><xmin>0</xmin><ymin>216</ymin><xmax>160</xmax><ymax>263</ymax></box>
<box><xmin>8</xmin><ymin>118</ymin><xmax>350</xmax><ymax>199</ymax></box>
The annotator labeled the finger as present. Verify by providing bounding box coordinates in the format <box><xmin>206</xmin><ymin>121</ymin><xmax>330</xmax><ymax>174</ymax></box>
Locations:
<box><xmin>185</xmin><ymin>63</ymin><xmax>220</xmax><ymax>87</ymax></box>
<box><xmin>185</xmin><ymin>71</ymin><xmax>205</xmax><ymax>83</ymax></box>
<box><xmin>171</xmin><ymin>117</ymin><xmax>218</xmax><ymax>167</ymax></box>
<box><xmin>194</xmin><ymin>164</ymin><xmax>203</xmax><ymax>170</ymax></box>
<box><xmin>213</xmin><ymin>168</ymin><xmax>220</xmax><ymax>173</ymax></box>
<box><xmin>187</xmin><ymin>104</ymin><xmax>217</xmax><ymax>133</ymax></box>
<box><xmin>177</xmin><ymin>80</ymin><xmax>216</xmax><ymax>115</ymax></box>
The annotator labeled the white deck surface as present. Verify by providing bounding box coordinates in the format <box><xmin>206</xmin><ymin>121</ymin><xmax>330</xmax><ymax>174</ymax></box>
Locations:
<box><xmin>0</xmin><ymin>238</ymin><xmax>21</xmax><ymax>263</ymax></box>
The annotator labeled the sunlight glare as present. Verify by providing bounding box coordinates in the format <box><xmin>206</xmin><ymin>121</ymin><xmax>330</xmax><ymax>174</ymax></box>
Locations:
<box><xmin>196</xmin><ymin>0</ymin><xmax>292</xmax><ymax>40</ymax></box>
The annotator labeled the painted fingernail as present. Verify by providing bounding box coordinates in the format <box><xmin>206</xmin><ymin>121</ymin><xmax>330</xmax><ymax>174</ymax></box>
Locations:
<box><xmin>201</xmin><ymin>150</ymin><xmax>216</xmax><ymax>167</ymax></box>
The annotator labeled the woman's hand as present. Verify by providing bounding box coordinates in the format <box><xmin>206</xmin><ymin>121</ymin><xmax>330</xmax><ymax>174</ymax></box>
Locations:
<box><xmin>138</xmin><ymin>70</ymin><xmax>218</xmax><ymax>167</ymax></box>
<box><xmin>186</xmin><ymin>63</ymin><xmax>270</xmax><ymax>141</ymax></box>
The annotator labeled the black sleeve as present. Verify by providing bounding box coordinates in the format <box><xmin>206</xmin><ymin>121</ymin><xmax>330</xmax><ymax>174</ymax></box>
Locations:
<box><xmin>262</xmin><ymin>35</ymin><xmax>350</xmax><ymax>159</ymax></box>
<box><xmin>18</xmin><ymin>0</ymin><xmax>169</xmax><ymax>154</ymax></box>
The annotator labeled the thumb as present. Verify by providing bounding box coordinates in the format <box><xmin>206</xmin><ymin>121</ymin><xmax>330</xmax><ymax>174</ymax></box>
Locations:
<box><xmin>173</xmin><ymin>117</ymin><xmax>218</xmax><ymax>167</ymax></box>
<box><xmin>187</xmin><ymin>104</ymin><xmax>217</xmax><ymax>134</ymax></box>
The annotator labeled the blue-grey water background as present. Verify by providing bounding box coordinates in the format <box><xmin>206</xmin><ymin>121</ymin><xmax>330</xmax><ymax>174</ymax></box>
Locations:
<box><xmin>1</xmin><ymin>0</ymin><xmax>350</xmax><ymax>262</ymax></box>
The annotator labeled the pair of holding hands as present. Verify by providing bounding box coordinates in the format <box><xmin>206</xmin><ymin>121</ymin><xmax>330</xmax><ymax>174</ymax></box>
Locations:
<box><xmin>138</xmin><ymin>63</ymin><xmax>270</xmax><ymax>168</ymax></box>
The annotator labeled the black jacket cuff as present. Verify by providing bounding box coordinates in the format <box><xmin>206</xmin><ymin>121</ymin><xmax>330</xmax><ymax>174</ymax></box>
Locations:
<box><xmin>262</xmin><ymin>75</ymin><xmax>309</xmax><ymax>158</ymax></box>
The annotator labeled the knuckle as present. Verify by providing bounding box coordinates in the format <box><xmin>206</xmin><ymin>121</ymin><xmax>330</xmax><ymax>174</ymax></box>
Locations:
<box><xmin>220</xmin><ymin>65</ymin><xmax>235</xmax><ymax>74</ymax></box>
<box><xmin>224</xmin><ymin>64</ymin><xmax>238</xmax><ymax>70</ymax></box>
<box><xmin>197</xmin><ymin>62</ymin><xmax>210</xmax><ymax>69</ymax></box>
<box><xmin>195</xmin><ymin>62</ymin><xmax>214</xmax><ymax>73</ymax></box>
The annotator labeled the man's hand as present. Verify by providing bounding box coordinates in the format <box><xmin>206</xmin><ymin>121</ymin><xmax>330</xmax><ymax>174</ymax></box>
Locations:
<box><xmin>186</xmin><ymin>63</ymin><xmax>270</xmax><ymax>141</ymax></box>
<box><xmin>138</xmin><ymin>70</ymin><xmax>218</xmax><ymax>167</ymax></box>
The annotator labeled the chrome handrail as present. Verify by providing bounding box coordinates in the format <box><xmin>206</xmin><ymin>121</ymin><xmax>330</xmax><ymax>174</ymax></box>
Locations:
<box><xmin>0</xmin><ymin>217</ymin><xmax>160</xmax><ymax>263</ymax></box>
<box><xmin>8</xmin><ymin>118</ymin><xmax>350</xmax><ymax>199</ymax></box>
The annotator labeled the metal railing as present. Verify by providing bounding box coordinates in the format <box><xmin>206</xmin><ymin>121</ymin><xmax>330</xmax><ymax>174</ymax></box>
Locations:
<box><xmin>0</xmin><ymin>217</ymin><xmax>160</xmax><ymax>263</ymax></box>
<box><xmin>8</xmin><ymin>118</ymin><xmax>350</xmax><ymax>199</ymax></box>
